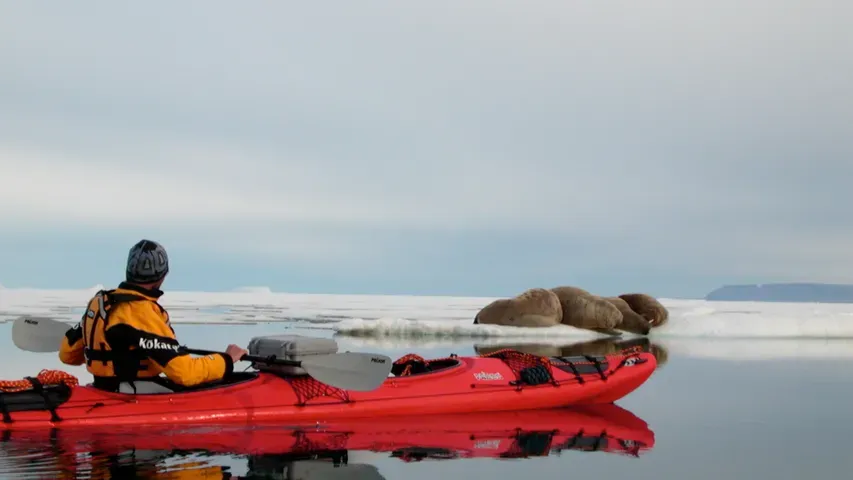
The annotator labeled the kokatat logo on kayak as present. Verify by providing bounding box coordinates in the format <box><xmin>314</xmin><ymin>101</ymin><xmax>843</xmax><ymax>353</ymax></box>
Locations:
<box><xmin>473</xmin><ymin>371</ymin><xmax>503</xmax><ymax>381</ymax></box>
<box><xmin>138</xmin><ymin>338</ymin><xmax>179</xmax><ymax>351</ymax></box>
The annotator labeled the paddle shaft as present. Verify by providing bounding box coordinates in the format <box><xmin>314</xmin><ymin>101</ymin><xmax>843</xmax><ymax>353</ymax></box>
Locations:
<box><xmin>12</xmin><ymin>315</ymin><xmax>394</xmax><ymax>391</ymax></box>
<box><xmin>182</xmin><ymin>347</ymin><xmax>304</xmax><ymax>367</ymax></box>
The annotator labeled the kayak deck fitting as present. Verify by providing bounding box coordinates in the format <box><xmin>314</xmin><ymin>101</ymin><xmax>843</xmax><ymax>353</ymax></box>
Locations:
<box><xmin>0</xmin><ymin>334</ymin><xmax>656</xmax><ymax>430</ymax></box>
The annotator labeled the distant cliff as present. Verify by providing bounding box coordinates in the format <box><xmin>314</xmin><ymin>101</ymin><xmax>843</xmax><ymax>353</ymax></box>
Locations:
<box><xmin>705</xmin><ymin>283</ymin><xmax>853</xmax><ymax>303</ymax></box>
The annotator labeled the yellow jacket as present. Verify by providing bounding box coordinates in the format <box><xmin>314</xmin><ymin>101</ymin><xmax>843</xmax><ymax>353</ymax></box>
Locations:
<box><xmin>59</xmin><ymin>282</ymin><xmax>232</xmax><ymax>389</ymax></box>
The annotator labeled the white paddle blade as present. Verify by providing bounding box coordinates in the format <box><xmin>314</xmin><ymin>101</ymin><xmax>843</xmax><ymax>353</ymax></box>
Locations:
<box><xmin>300</xmin><ymin>352</ymin><xmax>393</xmax><ymax>392</ymax></box>
<box><xmin>12</xmin><ymin>316</ymin><xmax>73</xmax><ymax>353</ymax></box>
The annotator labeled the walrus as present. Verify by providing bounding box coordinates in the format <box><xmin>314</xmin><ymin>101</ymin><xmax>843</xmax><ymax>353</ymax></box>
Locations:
<box><xmin>618</xmin><ymin>293</ymin><xmax>669</xmax><ymax>327</ymax></box>
<box><xmin>473</xmin><ymin>288</ymin><xmax>562</xmax><ymax>327</ymax></box>
<box><xmin>603</xmin><ymin>296</ymin><xmax>652</xmax><ymax>335</ymax></box>
<box><xmin>550</xmin><ymin>286</ymin><xmax>622</xmax><ymax>331</ymax></box>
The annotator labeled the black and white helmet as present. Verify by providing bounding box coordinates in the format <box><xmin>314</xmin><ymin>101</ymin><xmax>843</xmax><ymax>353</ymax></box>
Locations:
<box><xmin>126</xmin><ymin>239</ymin><xmax>169</xmax><ymax>284</ymax></box>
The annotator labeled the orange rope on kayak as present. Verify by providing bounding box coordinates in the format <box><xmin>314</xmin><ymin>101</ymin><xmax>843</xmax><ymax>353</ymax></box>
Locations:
<box><xmin>393</xmin><ymin>354</ymin><xmax>429</xmax><ymax>377</ymax></box>
<box><xmin>394</xmin><ymin>354</ymin><xmax>427</xmax><ymax>365</ymax></box>
<box><xmin>0</xmin><ymin>370</ymin><xmax>79</xmax><ymax>393</ymax></box>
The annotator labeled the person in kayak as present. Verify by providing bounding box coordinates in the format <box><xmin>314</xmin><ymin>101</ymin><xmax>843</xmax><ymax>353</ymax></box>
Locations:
<box><xmin>58</xmin><ymin>239</ymin><xmax>248</xmax><ymax>393</ymax></box>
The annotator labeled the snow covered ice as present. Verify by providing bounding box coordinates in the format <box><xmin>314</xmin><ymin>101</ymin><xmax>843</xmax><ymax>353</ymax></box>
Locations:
<box><xmin>3</xmin><ymin>284</ymin><xmax>853</xmax><ymax>360</ymax></box>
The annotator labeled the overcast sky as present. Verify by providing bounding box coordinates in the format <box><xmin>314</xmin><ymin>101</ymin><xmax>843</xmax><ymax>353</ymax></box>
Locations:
<box><xmin>0</xmin><ymin>1</ymin><xmax>850</xmax><ymax>298</ymax></box>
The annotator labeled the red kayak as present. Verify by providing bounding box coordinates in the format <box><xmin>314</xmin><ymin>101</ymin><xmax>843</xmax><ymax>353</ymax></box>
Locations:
<box><xmin>0</xmin><ymin>347</ymin><xmax>655</xmax><ymax>430</ymax></box>
<box><xmin>0</xmin><ymin>404</ymin><xmax>655</xmax><ymax>478</ymax></box>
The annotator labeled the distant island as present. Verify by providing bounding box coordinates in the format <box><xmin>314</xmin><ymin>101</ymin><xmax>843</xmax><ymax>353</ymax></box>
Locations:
<box><xmin>705</xmin><ymin>283</ymin><xmax>853</xmax><ymax>303</ymax></box>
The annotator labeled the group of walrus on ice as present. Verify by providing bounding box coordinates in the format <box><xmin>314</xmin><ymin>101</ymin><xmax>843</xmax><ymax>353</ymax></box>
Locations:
<box><xmin>472</xmin><ymin>285</ymin><xmax>670</xmax><ymax>367</ymax></box>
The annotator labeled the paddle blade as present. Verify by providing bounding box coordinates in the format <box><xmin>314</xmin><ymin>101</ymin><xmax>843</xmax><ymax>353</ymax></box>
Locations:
<box><xmin>300</xmin><ymin>351</ymin><xmax>393</xmax><ymax>392</ymax></box>
<box><xmin>12</xmin><ymin>316</ymin><xmax>73</xmax><ymax>353</ymax></box>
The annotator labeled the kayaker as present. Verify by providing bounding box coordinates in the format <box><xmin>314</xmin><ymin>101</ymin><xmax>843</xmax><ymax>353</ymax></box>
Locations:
<box><xmin>58</xmin><ymin>239</ymin><xmax>249</xmax><ymax>393</ymax></box>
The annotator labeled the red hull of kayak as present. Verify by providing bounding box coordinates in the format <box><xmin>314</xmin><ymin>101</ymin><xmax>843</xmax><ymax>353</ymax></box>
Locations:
<box><xmin>0</xmin><ymin>349</ymin><xmax>655</xmax><ymax>430</ymax></box>
<box><xmin>1</xmin><ymin>404</ymin><xmax>655</xmax><ymax>461</ymax></box>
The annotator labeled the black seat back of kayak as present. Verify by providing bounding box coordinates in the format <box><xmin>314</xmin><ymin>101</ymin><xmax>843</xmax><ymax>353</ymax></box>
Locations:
<box><xmin>0</xmin><ymin>383</ymin><xmax>73</xmax><ymax>424</ymax></box>
<box><xmin>0</xmin><ymin>385</ymin><xmax>72</xmax><ymax>413</ymax></box>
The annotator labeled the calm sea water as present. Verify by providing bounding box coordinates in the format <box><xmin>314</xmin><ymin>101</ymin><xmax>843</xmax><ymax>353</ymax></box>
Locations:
<box><xmin>1</xmin><ymin>322</ymin><xmax>852</xmax><ymax>479</ymax></box>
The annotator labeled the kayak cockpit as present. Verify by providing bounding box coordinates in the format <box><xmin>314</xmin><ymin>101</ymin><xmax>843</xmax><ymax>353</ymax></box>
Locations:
<box><xmin>109</xmin><ymin>371</ymin><xmax>263</xmax><ymax>395</ymax></box>
<box><xmin>389</xmin><ymin>355</ymin><xmax>462</xmax><ymax>377</ymax></box>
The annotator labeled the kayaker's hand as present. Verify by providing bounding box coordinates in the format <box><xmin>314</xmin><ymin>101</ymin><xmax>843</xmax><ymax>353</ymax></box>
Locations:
<box><xmin>226</xmin><ymin>344</ymin><xmax>249</xmax><ymax>363</ymax></box>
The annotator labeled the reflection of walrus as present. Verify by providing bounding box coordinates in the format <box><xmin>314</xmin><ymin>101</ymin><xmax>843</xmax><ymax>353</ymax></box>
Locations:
<box><xmin>646</xmin><ymin>342</ymin><xmax>668</xmax><ymax>366</ymax></box>
<box><xmin>473</xmin><ymin>288</ymin><xmax>562</xmax><ymax>327</ymax></box>
<box><xmin>602</xmin><ymin>337</ymin><xmax>668</xmax><ymax>368</ymax></box>
<box><xmin>474</xmin><ymin>337</ymin><xmax>668</xmax><ymax>369</ymax></box>
<box><xmin>550</xmin><ymin>286</ymin><xmax>622</xmax><ymax>331</ymax></box>
<box><xmin>474</xmin><ymin>343</ymin><xmax>564</xmax><ymax>357</ymax></box>
<box><xmin>604</xmin><ymin>297</ymin><xmax>651</xmax><ymax>335</ymax></box>
<box><xmin>619</xmin><ymin>293</ymin><xmax>669</xmax><ymax>327</ymax></box>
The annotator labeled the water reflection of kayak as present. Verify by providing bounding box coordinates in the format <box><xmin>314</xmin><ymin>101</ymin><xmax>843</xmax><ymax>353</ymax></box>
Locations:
<box><xmin>0</xmin><ymin>404</ymin><xmax>655</xmax><ymax>478</ymax></box>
